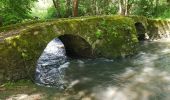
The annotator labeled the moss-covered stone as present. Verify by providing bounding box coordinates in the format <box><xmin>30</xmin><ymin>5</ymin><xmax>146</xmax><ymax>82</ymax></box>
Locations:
<box><xmin>0</xmin><ymin>15</ymin><xmax>140</xmax><ymax>84</ymax></box>
<box><xmin>129</xmin><ymin>15</ymin><xmax>170</xmax><ymax>40</ymax></box>
<box><xmin>147</xmin><ymin>19</ymin><xmax>170</xmax><ymax>40</ymax></box>
<box><xmin>128</xmin><ymin>15</ymin><xmax>148</xmax><ymax>29</ymax></box>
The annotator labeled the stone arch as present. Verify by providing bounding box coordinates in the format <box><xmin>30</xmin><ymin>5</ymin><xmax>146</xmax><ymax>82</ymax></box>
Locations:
<box><xmin>58</xmin><ymin>34</ymin><xmax>93</xmax><ymax>58</ymax></box>
<box><xmin>135</xmin><ymin>22</ymin><xmax>147</xmax><ymax>41</ymax></box>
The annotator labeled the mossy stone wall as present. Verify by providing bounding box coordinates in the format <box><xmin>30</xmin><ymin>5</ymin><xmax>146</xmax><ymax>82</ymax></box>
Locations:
<box><xmin>129</xmin><ymin>16</ymin><xmax>170</xmax><ymax>40</ymax></box>
<box><xmin>148</xmin><ymin>19</ymin><xmax>170</xmax><ymax>40</ymax></box>
<box><xmin>0</xmin><ymin>16</ymin><xmax>140</xmax><ymax>84</ymax></box>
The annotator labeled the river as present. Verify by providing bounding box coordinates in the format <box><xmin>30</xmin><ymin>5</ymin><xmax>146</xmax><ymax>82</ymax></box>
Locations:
<box><xmin>5</xmin><ymin>40</ymin><xmax>170</xmax><ymax>100</ymax></box>
<box><xmin>60</xmin><ymin>40</ymin><xmax>170</xmax><ymax>100</ymax></box>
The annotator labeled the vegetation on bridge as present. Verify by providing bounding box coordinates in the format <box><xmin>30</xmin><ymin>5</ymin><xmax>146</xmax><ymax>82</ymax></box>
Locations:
<box><xmin>1</xmin><ymin>0</ymin><xmax>170</xmax><ymax>99</ymax></box>
<box><xmin>1</xmin><ymin>0</ymin><xmax>170</xmax><ymax>26</ymax></box>
<box><xmin>0</xmin><ymin>16</ymin><xmax>139</xmax><ymax>84</ymax></box>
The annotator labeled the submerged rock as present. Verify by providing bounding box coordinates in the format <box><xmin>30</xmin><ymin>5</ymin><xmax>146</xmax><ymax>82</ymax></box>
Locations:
<box><xmin>35</xmin><ymin>38</ymin><xmax>69</xmax><ymax>89</ymax></box>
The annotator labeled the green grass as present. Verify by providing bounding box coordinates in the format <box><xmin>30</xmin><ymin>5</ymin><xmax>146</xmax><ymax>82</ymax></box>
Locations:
<box><xmin>0</xmin><ymin>80</ymin><xmax>64</xmax><ymax>100</ymax></box>
<box><xmin>0</xmin><ymin>79</ymin><xmax>93</xmax><ymax>100</ymax></box>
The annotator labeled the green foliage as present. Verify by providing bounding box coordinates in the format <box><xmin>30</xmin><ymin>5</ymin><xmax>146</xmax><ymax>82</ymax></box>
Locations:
<box><xmin>78</xmin><ymin>0</ymin><xmax>117</xmax><ymax>16</ymax></box>
<box><xmin>45</xmin><ymin>7</ymin><xmax>57</xmax><ymax>19</ymax></box>
<box><xmin>1</xmin><ymin>0</ymin><xmax>170</xmax><ymax>27</ymax></box>
<box><xmin>132</xmin><ymin>0</ymin><xmax>155</xmax><ymax>17</ymax></box>
<box><xmin>0</xmin><ymin>0</ymin><xmax>37</xmax><ymax>25</ymax></box>
<box><xmin>131</xmin><ymin>0</ymin><xmax>170</xmax><ymax>18</ymax></box>
<box><xmin>1</xmin><ymin>0</ymin><xmax>170</xmax><ymax>26</ymax></box>
<box><xmin>1</xmin><ymin>13</ymin><xmax>22</xmax><ymax>25</ymax></box>
<box><xmin>95</xmin><ymin>29</ymin><xmax>102</xmax><ymax>38</ymax></box>
<box><xmin>3</xmin><ymin>80</ymin><xmax>32</xmax><ymax>88</ymax></box>
<box><xmin>0</xmin><ymin>16</ymin><xmax>139</xmax><ymax>83</ymax></box>
<box><xmin>155</xmin><ymin>5</ymin><xmax>170</xmax><ymax>19</ymax></box>
<box><xmin>161</xmin><ymin>9</ymin><xmax>170</xmax><ymax>19</ymax></box>
<box><xmin>32</xmin><ymin>1</ymin><xmax>68</xmax><ymax>19</ymax></box>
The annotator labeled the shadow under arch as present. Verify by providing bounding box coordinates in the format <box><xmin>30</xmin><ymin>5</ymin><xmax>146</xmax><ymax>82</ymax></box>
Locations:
<box><xmin>58</xmin><ymin>34</ymin><xmax>93</xmax><ymax>58</ymax></box>
<box><xmin>135</xmin><ymin>22</ymin><xmax>147</xmax><ymax>41</ymax></box>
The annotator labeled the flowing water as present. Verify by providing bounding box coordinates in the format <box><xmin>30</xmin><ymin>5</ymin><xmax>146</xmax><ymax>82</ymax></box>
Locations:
<box><xmin>60</xmin><ymin>40</ymin><xmax>170</xmax><ymax>100</ymax></box>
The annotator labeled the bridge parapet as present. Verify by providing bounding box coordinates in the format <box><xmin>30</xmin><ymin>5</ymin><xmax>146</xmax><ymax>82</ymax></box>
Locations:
<box><xmin>2</xmin><ymin>15</ymin><xmax>169</xmax><ymax>84</ymax></box>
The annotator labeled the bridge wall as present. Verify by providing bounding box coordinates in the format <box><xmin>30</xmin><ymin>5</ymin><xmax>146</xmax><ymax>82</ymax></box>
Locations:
<box><xmin>148</xmin><ymin>19</ymin><xmax>170</xmax><ymax>40</ymax></box>
<box><xmin>0</xmin><ymin>16</ymin><xmax>141</xmax><ymax>84</ymax></box>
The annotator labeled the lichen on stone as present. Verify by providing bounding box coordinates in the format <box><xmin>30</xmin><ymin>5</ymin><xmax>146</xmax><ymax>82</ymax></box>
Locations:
<box><xmin>0</xmin><ymin>15</ymin><xmax>146</xmax><ymax>83</ymax></box>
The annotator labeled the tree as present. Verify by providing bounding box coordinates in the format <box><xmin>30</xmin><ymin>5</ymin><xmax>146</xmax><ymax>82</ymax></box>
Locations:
<box><xmin>52</xmin><ymin>0</ymin><xmax>61</xmax><ymax>17</ymax></box>
<box><xmin>0</xmin><ymin>0</ymin><xmax>36</xmax><ymax>25</ymax></box>
<box><xmin>118</xmin><ymin>0</ymin><xmax>123</xmax><ymax>15</ymax></box>
<box><xmin>155</xmin><ymin>0</ymin><xmax>159</xmax><ymax>16</ymax></box>
<box><xmin>91</xmin><ymin>0</ymin><xmax>97</xmax><ymax>15</ymax></box>
<box><xmin>73</xmin><ymin>0</ymin><xmax>78</xmax><ymax>17</ymax></box>
<box><xmin>65</xmin><ymin>0</ymin><xmax>72</xmax><ymax>17</ymax></box>
<box><xmin>167</xmin><ymin>0</ymin><xmax>170</xmax><ymax>4</ymax></box>
<box><xmin>118</xmin><ymin>0</ymin><xmax>134</xmax><ymax>15</ymax></box>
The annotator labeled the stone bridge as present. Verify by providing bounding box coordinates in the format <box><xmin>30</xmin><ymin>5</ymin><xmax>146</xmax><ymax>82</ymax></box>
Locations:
<box><xmin>0</xmin><ymin>15</ymin><xmax>170</xmax><ymax>84</ymax></box>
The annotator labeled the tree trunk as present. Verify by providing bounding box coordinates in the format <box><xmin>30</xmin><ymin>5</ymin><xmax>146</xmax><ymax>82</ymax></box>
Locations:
<box><xmin>168</xmin><ymin>0</ymin><xmax>170</xmax><ymax>6</ymax></box>
<box><xmin>125</xmin><ymin>0</ymin><xmax>128</xmax><ymax>15</ymax></box>
<box><xmin>125</xmin><ymin>0</ymin><xmax>133</xmax><ymax>15</ymax></box>
<box><xmin>65</xmin><ymin>0</ymin><xmax>72</xmax><ymax>17</ymax></box>
<box><xmin>155</xmin><ymin>0</ymin><xmax>159</xmax><ymax>16</ymax></box>
<box><xmin>95</xmin><ymin>0</ymin><xmax>99</xmax><ymax>15</ymax></box>
<box><xmin>52</xmin><ymin>0</ymin><xmax>61</xmax><ymax>17</ymax></box>
<box><xmin>118</xmin><ymin>0</ymin><xmax>123</xmax><ymax>15</ymax></box>
<box><xmin>118</xmin><ymin>0</ymin><xmax>125</xmax><ymax>15</ymax></box>
<box><xmin>167</xmin><ymin>0</ymin><xmax>170</xmax><ymax>4</ymax></box>
<box><xmin>91</xmin><ymin>0</ymin><xmax>98</xmax><ymax>15</ymax></box>
<box><xmin>92</xmin><ymin>0</ymin><xmax>95</xmax><ymax>15</ymax></box>
<box><xmin>73</xmin><ymin>0</ymin><xmax>78</xmax><ymax>17</ymax></box>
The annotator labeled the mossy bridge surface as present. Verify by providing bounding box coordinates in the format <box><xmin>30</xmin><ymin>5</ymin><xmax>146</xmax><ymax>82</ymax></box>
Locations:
<box><xmin>0</xmin><ymin>15</ymin><xmax>170</xmax><ymax>84</ymax></box>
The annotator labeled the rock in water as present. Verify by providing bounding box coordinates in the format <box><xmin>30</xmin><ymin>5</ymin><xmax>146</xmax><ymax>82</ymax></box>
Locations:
<box><xmin>35</xmin><ymin>38</ymin><xmax>69</xmax><ymax>89</ymax></box>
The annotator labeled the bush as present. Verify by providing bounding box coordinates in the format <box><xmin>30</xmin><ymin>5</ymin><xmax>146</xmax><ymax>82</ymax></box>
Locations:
<box><xmin>156</xmin><ymin>5</ymin><xmax>170</xmax><ymax>19</ymax></box>
<box><xmin>132</xmin><ymin>0</ymin><xmax>155</xmax><ymax>17</ymax></box>
<box><xmin>45</xmin><ymin>7</ymin><xmax>57</xmax><ymax>19</ymax></box>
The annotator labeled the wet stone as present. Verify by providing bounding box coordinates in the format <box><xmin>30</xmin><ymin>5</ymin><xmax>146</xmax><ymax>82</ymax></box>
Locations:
<box><xmin>35</xmin><ymin>38</ymin><xmax>69</xmax><ymax>89</ymax></box>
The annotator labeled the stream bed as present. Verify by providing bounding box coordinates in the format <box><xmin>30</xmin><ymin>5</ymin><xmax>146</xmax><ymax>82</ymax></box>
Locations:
<box><xmin>1</xmin><ymin>40</ymin><xmax>170</xmax><ymax>100</ymax></box>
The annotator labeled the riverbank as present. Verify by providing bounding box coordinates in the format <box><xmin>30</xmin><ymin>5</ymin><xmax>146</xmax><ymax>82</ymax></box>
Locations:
<box><xmin>2</xmin><ymin>40</ymin><xmax>170</xmax><ymax>100</ymax></box>
<box><xmin>0</xmin><ymin>80</ymin><xmax>95</xmax><ymax>100</ymax></box>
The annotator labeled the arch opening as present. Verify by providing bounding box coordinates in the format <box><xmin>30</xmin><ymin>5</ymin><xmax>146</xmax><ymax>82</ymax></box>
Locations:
<box><xmin>135</xmin><ymin>22</ymin><xmax>147</xmax><ymax>41</ymax></box>
<box><xmin>58</xmin><ymin>34</ymin><xmax>93</xmax><ymax>58</ymax></box>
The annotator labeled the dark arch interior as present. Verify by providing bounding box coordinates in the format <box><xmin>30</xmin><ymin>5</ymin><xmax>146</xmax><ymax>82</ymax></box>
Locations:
<box><xmin>58</xmin><ymin>34</ymin><xmax>93</xmax><ymax>58</ymax></box>
<box><xmin>135</xmin><ymin>22</ymin><xmax>146</xmax><ymax>41</ymax></box>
